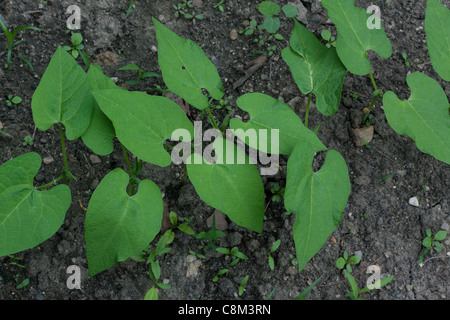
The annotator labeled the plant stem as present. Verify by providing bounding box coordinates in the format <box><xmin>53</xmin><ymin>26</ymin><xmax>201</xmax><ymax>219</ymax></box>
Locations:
<box><xmin>206</xmin><ymin>107</ymin><xmax>219</xmax><ymax>130</ymax></box>
<box><xmin>37</xmin><ymin>174</ymin><xmax>65</xmax><ymax>190</ymax></box>
<box><xmin>369</xmin><ymin>71</ymin><xmax>378</xmax><ymax>92</ymax></box>
<box><xmin>58</xmin><ymin>123</ymin><xmax>69</xmax><ymax>184</ymax></box>
<box><xmin>121</xmin><ymin>143</ymin><xmax>133</xmax><ymax>175</ymax></box>
<box><xmin>304</xmin><ymin>94</ymin><xmax>312</xmax><ymax>128</ymax></box>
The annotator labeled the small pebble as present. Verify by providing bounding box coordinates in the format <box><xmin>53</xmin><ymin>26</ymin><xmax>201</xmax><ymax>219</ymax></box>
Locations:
<box><xmin>43</xmin><ymin>156</ymin><xmax>54</xmax><ymax>165</ymax></box>
<box><xmin>408</xmin><ymin>196</ymin><xmax>419</xmax><ymax>207</ymax></box>
<box><xmin>89</xmin><ymin>154</ymin><xmax>102</xmax><ymax>165</ymax></box>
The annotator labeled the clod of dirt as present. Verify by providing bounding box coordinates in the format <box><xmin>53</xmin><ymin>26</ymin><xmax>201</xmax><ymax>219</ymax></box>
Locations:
<box><xmin>230</xmin><ymin>29</ymin><xmax>239</xmax><ymax>41</ymax></box>
<box><xmin>348</xmin><ymin>125</ymin><xmax>374</xmax><ymax>147</ymax></box>
<box><xmin>207</xmin><ymin>210</ymin><xmax>228</xmax><ymax>231</ymax></box>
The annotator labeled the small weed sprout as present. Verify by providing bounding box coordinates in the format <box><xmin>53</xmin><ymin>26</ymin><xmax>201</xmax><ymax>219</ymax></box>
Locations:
<box><xmin>267</xmin><ymin>239</ymin><xmax>281</xmax><ymax>270</ymax></box>
<box><xmin>119</xmin><ymin>64</ymin><xmax>160</xmax><ymax>85</ymax></box>
<box><xmin>22</xmin><ymin>135</ymin><xmax>33</xmax><ymax>147</ymax></box>
<box><xmin>270</xmin><ymin>183</ymin><xmax>285</xmax><ymax>202</ymax></box>
<box><xmin>6</xmin><ymin>94</ymin><xmax>22</xmax><ymax>107</ymax></box>
<box><xmin>238</xmin><ymin>275</ymin><xmax>249</xmax><ymax>296</ymax></box>
<box><xmin>213</xmin><ymin>246</ymin><xmax>249</xmax><ymax>282</ymax></box>
<box><xmin>344</xmin><ymin>270</ymin><xmax>394</xmax><ymax>300</ymax></box>
<box><xmin>419</xmin><ymin>229</ymin><xmax>447</xmax><ymax>265</ymax></box>
<box><xmin>336</xmin><ymin>251</ymin><xmax>360</xmax><ymax>273</ymax></box>
<box><xmin>0</xmin><ymin>18</ymin><xmax>41</xmax><ymax>73</ymax></box>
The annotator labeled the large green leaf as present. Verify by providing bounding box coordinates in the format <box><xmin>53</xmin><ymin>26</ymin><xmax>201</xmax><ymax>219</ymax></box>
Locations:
<box><xmin>81</xmin><ymin>64</ymin><xmax>118</xmax><ymax>155</ymax></box>
<box><xmin>285</xmin><ymin>144</ymin><xmax>350</xmax><ymax>272</ymax></box>
<box><xmin>92</xmin><ymin>89</ymin><xmax>194</xmax><ymax>167</ymax></box>
<box><xmin>186</xmin><ymin>137</ymin><xmax>265</xmax><ymax>233</ymax></box>
<box><xmin>383</xmin><ymin>72</ymin><xmax>450</xmax><ymax>164</ymax></box>
<box><xmin>229</xmin><ymin>93</ymin><xmax>325</xmax><ymax>155</ymax></box>
<box><xmin>282</xmin><ymin>19</ymin><xmax>347</xmax><ymax>116</ymax></box>
<box><xmin>84</xmin><ymin>168</ymin><xmax>163</xmax><ymax>276</ymax></box>
<box><xmin>153</xmin><ymin>17</ymin><xmax>223</xmax><ymax>110</ymax></box>
<box><xmin>425</xmin><ymin>0</ymin><xmax>450</xmax><ymax>81</ymax></box>
<box><xmin>0</xmin><ymin>152</ymin><xmax>71</xmax><ymax>256</ymax></box>
<box><xmin>321</xmin><ymin>0</ymin><xmax>392</xmax><ymax>75</ymax></box>
<box><xmin>31</xmin><ymin>46</ymin><xmax>94</xmax><ymax>140</ymax></box>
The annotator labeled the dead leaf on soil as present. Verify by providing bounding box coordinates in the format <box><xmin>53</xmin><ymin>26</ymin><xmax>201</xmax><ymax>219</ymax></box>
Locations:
<box><xmin>160</xmin><ymin>200</ymin><xmax>171</xmax><ymax>234</ymax></box>
<box><xmin>165</xmin><ymin>91</ymin><xmax>191</xmax><ymax>116</ymax></box>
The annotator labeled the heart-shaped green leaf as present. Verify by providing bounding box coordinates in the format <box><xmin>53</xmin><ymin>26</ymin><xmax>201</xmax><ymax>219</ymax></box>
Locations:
<box><xmin>187</xmin><ymin>137</ymin><xmax>265</xmax><ymax>233</ymax></box>
<box><xmin>92</xmin><ymin>89</ymin><xmax>194</xmax><ymax>167</ymax></box>
<box><xmin>285</xmin><ymin>144</ymin><xmax>351</xmax><ymax>272</ymax></box>
<box><xmin>383</xmin><ymin>72</ymin><xmax>450</xmax><ymax>164</ymax></box>
<box><xmin>282</xmin><ymin>20</ymin><xmax>347</xmax><ymax>116</ymax></box>
<box><xmin>425</xmin><ymin>0</ymin><xmax>450</xmax><ymax>81</ymax></box>
<box><xmin>81</xmin><ymin>64</ymin><xmax>119</xmax><ymax>155</ymax></box>
<box><xmin>84</xmin><ymin>168</ymin><xmax>163</xmax><ymax>276</ymax></box>
<box><xmin>229</xmin><ymin>93</ymin><xmax>325</xmax><ymax>155</ymax></box>
<box><xmin>0</xmin><ymin>152</ymin><xmax>71</xmax><ymax>256</ymax></box>
<box><xmin>31</xmin><ymin>46</ymin><xmax>94</xmax><ymax>140</ymax></box>
<box><xmin>322</xmin><ymin>0</ymin><xmax>392</xmax><ymax>75</ymax></box>
<box><xmin>153</xmin><ymin>18</ymin><xmax>223</xmax><ymax>110</ymax></box>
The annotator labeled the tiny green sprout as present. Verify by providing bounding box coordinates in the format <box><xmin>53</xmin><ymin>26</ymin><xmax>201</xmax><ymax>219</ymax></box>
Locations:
<box><xmin>169</xmin><ymin>211</ymin><xmax>196</xmax><ymax>236</ymax></box>
<box><xmin>64</xmin><ymin>33</ymin><xmax>84</xmax><ymax>59</ymax></box>
<box><xmin>195</xmin><ymin>214</ymin><xmax>226</xmax><ymax>252</ymax></box>
<box><xmin>119</xmin><ymin>64</ymin><xmax>160</xmax><ymax>85</ymax></box>
<box><xmin>321</xmin><ymin>29</ymin><xmax>336</xmax><ymax>48</ymax></box>
<box><xmin>336</xmin><ymin>251</ymin><xmax>360</xmax><ymax>273</ymax></box>
<box><xmin>214</xmin><ymin>0</ymin><xmax>225</xmax><ymax>12</ymax></box>
<box><xmin>126</xmin><ymin>0</ymin><xmax>136</xmax><ymax>19</ymax></box>
<box><xmin>0</xmin><ymin>18</ymin><xmax>42</xmax><ymax>73</ymax></box>
<box><xmin>184</xmin><ymin>11</ymin><xmax>204</xmax><ymax>25</ymax></box>
<box><xmin>213</xmin><ymin>246</ymin><xmax>248</xmax><ymax>282</ymax></box>
<box><xmin>239</xmin><ymin>275</ymin><xmax>249</xmax><ymax>296</ymax></box>
<box><xmin>401</xmin><ymin>52</ymin><xmax>410</xmax><ymax>66</ymax></box>
<box><xmin>0</xmin><ymin>129</ymin><xmax>6</xmax><ymax>136</ymax></box>
<box><xmin>418</xmin><ymin>229</ymin><xmax>447</xmax><ymax>265</ymax></box>
<box><xmin>240</xmin><ymin>19</ymin><xmax>258</xmax><ymax>36</ymax></box>
<box><xmin>6</xmin><ymin>94</ymin><xmax>22</xmax><ymax>107</ymax></box>
<box><xmin>16</xmin><ymin>278</ymin><xmax>30</xmax><ymax>289</ymax></box>
<box><xmin>267</xmin><ymin>239</ymin><xmax>281</xmax><ymax>270</ymax></box>
<box><xmin>22</xmin><ymin>135</ymin><xmax>33</xmax><ymax>147</ymax></box>
<box><xmin>344</xmin><ymin>269</ymin><xmax>394</xmax><ymax>300</ymax></box>
<box><xmin>270</xmin><ymin>183</ymin><xmax>285</xmax><ymax>202</ymax></box>
<box><xmin>294</xmin><ymin>276</ymin><xmax>322</xmax><ymax>300</ymax></box>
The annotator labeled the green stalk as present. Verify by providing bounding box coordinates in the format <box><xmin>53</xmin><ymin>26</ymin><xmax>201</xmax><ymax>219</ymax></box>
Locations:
<box><xmin>206</xmin><ymin>107</ymin><xmax>219</xmax><ymax>130</ymax></box>
<box><xmin>121</xmin><ymin>143</ymin><xmax>133</xmax><ymax>175</ymax></box>
<box><xmin>37</xmin><ymin>174</ymin><xmax>65</xmax><ymax>190</ymax></box>
<box><xmin>121</xmin><ymin>143</ymin><xmax>138</xmax><ymax>196</ymax></box>
<box><xmin>369</xmin><ymin>71</ymin><xmax>378</xmax><ymax>92</ymax></box>
<box><xmin>304</xmin><ymin>94</ymin><xmax>312</xmax><ymax>129</ymax></box>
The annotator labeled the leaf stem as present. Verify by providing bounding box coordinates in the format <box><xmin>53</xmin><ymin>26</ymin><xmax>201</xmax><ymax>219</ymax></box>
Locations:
<box><xmin>37</xmin><ymin>174</ymin><xmax>65</xmax><ymax>190</ymax></box>
<box><xmin>305</xmin><ymin>94</ymin><xmax>312</xmax><ymax>128</ymax></box>
<box><xmin>205</xmin><ymin>107</ymin><xmax>219</xmax><ymax>130</ymax></box>
<box><xmin>369</xmin><ymin>71</ymin><xmax>378</xmax><ymax>92</ymax></box>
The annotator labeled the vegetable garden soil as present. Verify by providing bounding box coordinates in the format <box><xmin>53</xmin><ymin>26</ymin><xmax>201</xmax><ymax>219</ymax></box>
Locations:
<box><xmin>0</xmin><ymin>0</ymin><xmax>449</xmax><ymax>300</ymax></box>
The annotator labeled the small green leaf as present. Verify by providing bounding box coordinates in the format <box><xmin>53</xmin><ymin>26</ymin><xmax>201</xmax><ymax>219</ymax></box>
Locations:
<box><xmin>178</xmin><ymin>223</ymin><xmax>195</xmax><ymax>235</ymax></box>
<box><xmin>144</xmin><ymin>287</ymin><xmax>158</xmax><ymax>300</ymax></box>
<box><xmin>434</xmin><ymin>230</ymin><xmax>447</xmax><ymax>241</ymax></box>
<box><xmin>169</xmin><ymin>211</ymin><xmax>178</xmax><ymax>225</ymax></box>
<box><xmin>422</xmin><ymin>237</ymin><xmax>432</xmax><ymax>248</ymax></box>
<box><xmin>382</xmin><ymin>72</ymin><xmax>450</xmax><ymax>164</ymax></box>
<box><xmin>119</xmin><ymin>64</ymin><xmax>141</xmax><ymax>71</ymax></box>
<box><xmin>425</xmin><ymin>0</ymin><xmax>450</xmax><ymax>81</ymax></box>
<box><xmin>262</xmin><ymin>16</ymin><xmax>280</xmax><ymax>34</ymax></box>
<box><xmin>258</xmin><ymin>1</ymin><xmax>280</xmax><ymax>16</ymax></box>
<box><xmin>268</xmin><ymin>255</ymin><xmax>275</xmax><ymax>270</ymax></box>
<box><xmin>336</xmin><ymin>257</ymin><xmax>346</xmax><ymax>269</ymax></box>
<box><xmin>11</xmin><ymin>96</ymin><xmax>22</xmax><ymax>104</ymax></box>
<box><xmin>282</xmin><ymin>4</ymin><xmax>298</xmax><ymax>18</ymax></box>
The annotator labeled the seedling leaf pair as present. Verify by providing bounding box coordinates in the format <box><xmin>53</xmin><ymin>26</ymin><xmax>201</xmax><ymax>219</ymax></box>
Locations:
<box><xmin>0</xmin><ymin>153</ymin><xmax>71</xmax><ymax>256</ymax></box>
